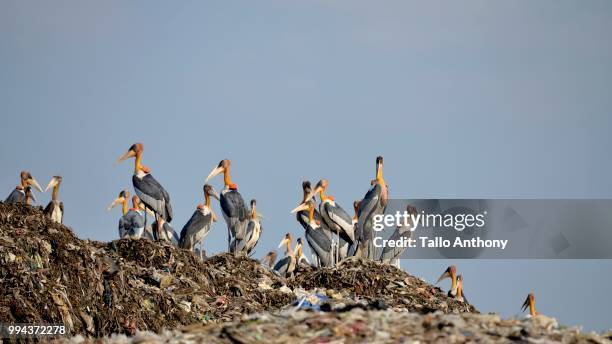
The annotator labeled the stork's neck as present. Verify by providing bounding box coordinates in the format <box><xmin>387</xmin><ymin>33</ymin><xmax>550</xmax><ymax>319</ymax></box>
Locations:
<box><xmin>376</xmin><ymin>165</ymin><xmax>386</xmax><ymax>189</ymax></box>
<box><xmin>319</xmin><ymin>189</ymin><xmax>328</xmax><ymax>201</ymax></box>
<box><xmin>134</xmin><ymin>152</ymin><xmax>143</xmax><ymax>174</ymax></box>
<box><xmin>529</xmin><ymin>299</ymin><xmax>536</xmax><ymax>317</ymax></box>
<box><xmin>122</xmin><ymin>200</ymin><xmax>128</xmax><ymax>215</ymax></box>
<box><xmin>51</xmin><ymin>185</ymin><xmax>59</xmax><ymax>201</ymax></box>
<box><xmin>223</xmin><ymin>166</ymin><xmax>231</xmax><ymax>186</ymax></box>
<box><xmin>286</xmin><ymin>241</ymin><xmax>292</xmax><ymax>255</ymax></box>
<box><xmin>450</xmin><ymin>276</ymin><xmax>457</xmax><ymax>291</ymax></box>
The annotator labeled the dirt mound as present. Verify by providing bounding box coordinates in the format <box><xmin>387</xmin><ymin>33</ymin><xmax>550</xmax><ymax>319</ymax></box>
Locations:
<box><xmin>0</xmin><ymin>202</ymin><xmax>473</xmax><ymax>338</ymax></box>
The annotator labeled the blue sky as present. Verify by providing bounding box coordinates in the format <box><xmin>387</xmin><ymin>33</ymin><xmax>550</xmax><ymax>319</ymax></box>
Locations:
<box><xmin>1</xmin><ymin>0</ymin><xmax>611</xmax><ymax>331</ymax></box>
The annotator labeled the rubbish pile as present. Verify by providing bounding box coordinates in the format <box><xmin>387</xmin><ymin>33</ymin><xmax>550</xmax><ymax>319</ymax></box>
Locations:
<box><xmin>87</xmin><ymin>310</ymin><xmax>611</xmax><ymax>344</ymax></box>
<box><xmin>2</xmin><ymin>202</ymin><xmax>608</xmax><ymax>343</ymax></box>
<box><xmin>0</xmin><ymin>202</ymin><xmax>471</xmax><ymax>338</ymax></box>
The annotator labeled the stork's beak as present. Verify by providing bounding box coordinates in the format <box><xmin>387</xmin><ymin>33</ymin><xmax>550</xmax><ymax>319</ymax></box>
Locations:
<box><xmin>290</xmin><ymin>202</ymin><xmax>309</xmax><ymax>214</ymax></box>
<box><xmin>521</xmin><ymin>295</ymin><xmax>531</xmax><ymax>312</ymax></box>
<box><xmin>208</xmin><ymin>186</ymin><xmax>220</xmax><ymax>201</ymax></box>
<box><xmin>205</xmin><ymin>166</ymin><xmax>224</xmax><ymax>183</ymax></box>
<box><xmin>278</xmin><ymin>238</ymin><xmax>288</xmax><ymax>248</ymax></box>
<box><xmin>107</xmin><ymin>197</ymin><xmax>125</xmax><ymax>210</ymax></box>
<box><xmin>304</xmin><ymin>185</ymin><xmax>323</xmax><ymax>203</ymax></box>
<box><xmin>115</xmin><ymin>149</ymin><xmax>136</xmax><ymax>165</ymax></box>
<box><xmin>44</xmin><ymin>177</ymin><xmax>59</xmax><ymax>192</ymax></box>
<box><xmin>436</xmin><ymin>266</ymin><xmax>456</xmax><ymax>285</ymax></box>
<box><xmin>27</xmin><ymin>178</ymin><xmax>43</xmax><ymax>192</ymax></box>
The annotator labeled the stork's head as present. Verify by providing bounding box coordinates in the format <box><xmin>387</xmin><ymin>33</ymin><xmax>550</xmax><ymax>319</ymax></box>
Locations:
<box><xmin>436</xmin><ymin>265</ymin><xmax>458</xmax><ymax>290</ymax></box>
<box><xmin>203</xmin><ymin>184</ymin><xmax>220</xmax><ymax>201</ymax></box>
<box><xmin>291</xmin><ymin>200</ymin><xmax>316</xmax><ymax>223</ymax></box>
<box><xmin>278</xmin><ymin>232</ymin><xmax>292</xmax><ymax>251</ymax></box>
<box><xmin>294</xmin><ymin>237</ymin><xmax>304</xmax><ymax>256</ymax></box>
<box><xmin>263</xmin><ymin>250</ymin><xmax>277</xmax><ymax>267</ymax></box>
<box><xmin>522</xmin><ymin>292</ymin><xmax>537</xmax><ymax>317</ymax></box>
<box><xmin>116</xmin><ymin>143</ymin><xmax>144</xmax><ymax>164</ymax></box>
<box><xmin>250</xmin><ymin>199</ymin><xmax>257</xmax><ymax>219</ymax></box>
<box><xmin>20</xmin><ymin>171</ymin><xmax>42</xmax><ymax>192</ymax></box>
<box><xmin>301</xmin><ymin>181</ymin><xmax>312</xmax><ymax>202</ymax></box>
<box><xmin>131</xmin><ymin>195</ymin><xmax>142</xmax><ymax>210</ymax></box>
<box><xmin>376</xmin><ymin>155</ymin><xmax>385</xmax><ymax>181</ymax></box>
<box><xmin>353</xmin><ymin>200</ymin><xmax>361</xmax><ymax>220</ymax></box>
<box><xmin>107</xmin><ymin>190</ymin><xmax>130</xmax><ymax>210</ymax></box>
<box><xmin>205</xmin><ymin>159</ymin><xmax>231</xmax><ymax>184</ymax></box>
<box><xmin>304</xmin><ymin>179</ymin><xmax>328</xmax><ymax>200</ymax></box>
<box><xmin>44</xmin><ymin>176</ymin><xmax>62</xmax><ymax>192</ymax></box>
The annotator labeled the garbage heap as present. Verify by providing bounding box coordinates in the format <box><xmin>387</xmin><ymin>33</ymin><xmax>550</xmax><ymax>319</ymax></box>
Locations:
<box><xmin>6</xmin><ymin>202</ymin><xmax>607</xmax><ymax>343</ymax></box>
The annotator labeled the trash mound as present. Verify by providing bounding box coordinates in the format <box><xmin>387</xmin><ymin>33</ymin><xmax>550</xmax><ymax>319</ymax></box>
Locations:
<box><xmin>89</xmin><ymin>310</ymin><xmax>611</xmax><ymax>344</ymax></box>
<box><xmin>1</xmin><ymin>202</ymin><xmax>473</xmax><ymax>338</ymax></box>
<box><xmin>0</xmin><ymin>202</ymin><xmax>292</xmax><ymax>337</ymax></box>
<box><xmin>289</xmin><ymin>258</ymin><xmax>476</xmax><ymax>314</ymax></box>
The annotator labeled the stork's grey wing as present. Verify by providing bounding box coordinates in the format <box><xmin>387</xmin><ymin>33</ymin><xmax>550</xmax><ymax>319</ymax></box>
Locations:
<box><xmin>380</xmin><ymin>227</ymin><xmax>411</xmax><ymax>262</ymax></box>
<box><xmin>43</xmin><ymin>201</ymin><xmax>53</xmax><ymax>215</ymax></box>
<box><xmin>273</xmin><ymin>256</ymin><xmax>291</xmax><ymax>276</ymax></box>
<box><xmin>324</xmin><ymin>202</ymin><xmax>355</xmax><ymax>242</ymax></box>
<box><xmin>133</xmin><ymin>174</ymin><xmax>173</xmax><ymax>222</ymax></box>
<box><xmin>5</xmin><ymin>189</ymin><xmax>24</xmax><ymax>203</ymax></box>
<box><xmin>179</xmin><ymin>210</ymin><xmax>211</xmax><ymax>249</ymax></box>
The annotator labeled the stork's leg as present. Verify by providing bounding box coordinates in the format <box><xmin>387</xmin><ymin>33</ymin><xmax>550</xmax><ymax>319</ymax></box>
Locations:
<box><xmin>335</xmin><ymin>229</ymin><xmax>340</xmax><ymax>266</ymax></box>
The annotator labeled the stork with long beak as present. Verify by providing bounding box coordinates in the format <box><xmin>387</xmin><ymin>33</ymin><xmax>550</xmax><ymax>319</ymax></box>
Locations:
<box><xmin>5</xmin><ymin>171</ymin><xmax>43</xmax><ymax>204</ymax></box>
<box><xmin>205</xmin><ymin>159</ymin><xmax>249</xmax><ymax>252</ymax></box>
<box><xmin>179</xmin><ymin>184</ymin><xmax>220</xmax><ymax>252</ymax></box>
<box><xmin>261</xmin><ymin>250</ymin><xmax>277</xmax><ymax>268</ymax></box>
<box><xmin>305</xmin><ymin>179</ymin><xmax>355</xmax><ymax>264</ymax></box>
<box><xmin>43</xmin><ymin>176</ymin><xmax>64</xmax><ymax>224</ymax></box>
<box><xmin>522</xmin><ymin>292</ymin><xmax>538</xmax><ymax>317</ymax></box>
<box><xmin>291</xmin><ymin>200</ymin><xmax>334</xmax><ymax>267</ymax></box>
<box><xmin>294</xmin><ymin>237</ymin><xmax>310</xmax><ymax>266</ymax></box>
<box><xmin>436</xmin><ymin>265</ymin><xmax>458</xmax><ymax>297</ymax></box>
<box><xmin>108</xmin><ymin>191</ymin><xmax>147</xmax><ymax>239</ymax></box>
<box><xmin>116</xmin><ymin>143</ymin><xmax>173</xmax><ymax>239</ymax></box>
<box><xmin>273</xmin><ymin>233</ymin><xmax>297</xmax><ymax>277</ymax></box>
<box><xmin>232</xmin><ymin>199</ymin><xmax>263</xmax><ymax>255</ymax></box>
<box><xmin>355</xmin><ymin>156</ymin><xmax>388</xmax><ymax>259</ymax></box>
<box><xmin>380</xmin><ymin>204</ymin><xmax>417</xmax><ymax>267</ymax></box>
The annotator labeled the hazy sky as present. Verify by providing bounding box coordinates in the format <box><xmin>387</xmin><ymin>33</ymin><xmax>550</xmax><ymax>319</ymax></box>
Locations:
<box><xmin>1</xmin><ymin>0</ymin><xmax>611</xmax><ymax>331</ymax></box>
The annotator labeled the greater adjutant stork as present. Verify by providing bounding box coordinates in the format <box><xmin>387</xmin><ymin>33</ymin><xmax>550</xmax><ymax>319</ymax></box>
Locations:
<box><xmin>43</xmin><ymin>176</ymin><xmax>64</xmax><ymax>224</ymax></box>
<box><xmin>274</xmin><ymin>233</ymin><xmax>296</xmax><ymax>277</ymax></box>
<box><xmin>355</xmin><ymin>156</ymin><xmax>388</xmax><ymax>259</ymax></box>
<box><xmin>179</xmin><ymin>184</ymin><xmax>219</xmax><ymax>252</ymax></box>
<box><xmin>116</xmin><ymin>143</ymin><xmax>173</xmax><ymax>238</ymax></box>
<box><xmin>232</xmin><ymin>199</ymin><xmax>262</xmax><ymax>255</ymax></box>
<box><xmin>291</xmin><ymin>200</ymin><xmax>333</xmax><ymax>267</ymax></box>
<box><xmin>5</xmin><ymin>171</ymin><xmax>42</xmax><ymax>204</ymax></box>
<box><xmin>205</xmin><ymin>159</ymin><xmax>249</xmax><ymax>253</ymax></box>
<box><xmin>108</xmin><ymin>190</ymin><xmax>146</xmax><ymax>239</ymax></box>
<box><xmin>306</xmin><ymin>179</ymin><xmax>355</xmax><ymax>264</ymax></box>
